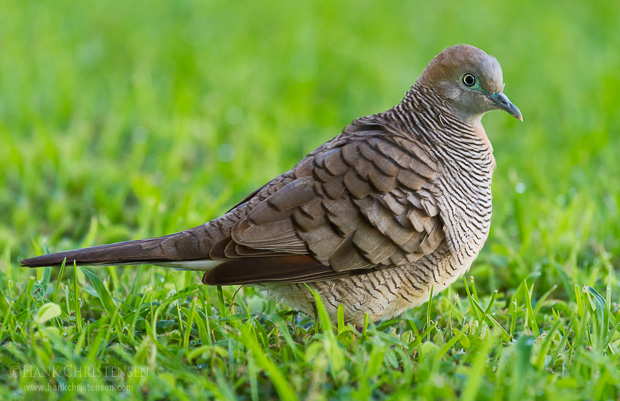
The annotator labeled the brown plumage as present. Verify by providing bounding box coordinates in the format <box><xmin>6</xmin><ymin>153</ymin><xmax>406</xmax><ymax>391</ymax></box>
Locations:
<box><xmin>21</xmin><ymin>44</ymin><xmax>522</xmax><ymax>324</ymax></box>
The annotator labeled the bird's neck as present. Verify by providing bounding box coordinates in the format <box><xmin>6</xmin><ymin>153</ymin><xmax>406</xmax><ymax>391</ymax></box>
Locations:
<box><xmin>471</xmin><ymin>120</ymin><xmax>496</xmax><ymax>170</ymax></box>
<box><xmin>396</xmin><ymin>84</ymin><xmax>496</xmax><ymax>171</ymax></box>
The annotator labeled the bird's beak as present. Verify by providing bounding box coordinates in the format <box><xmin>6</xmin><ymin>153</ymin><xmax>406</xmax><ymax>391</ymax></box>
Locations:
<box><xmin>488</xmin><ymin>92</ymin><xmax>523</xmax><ymax>122</ymax></box>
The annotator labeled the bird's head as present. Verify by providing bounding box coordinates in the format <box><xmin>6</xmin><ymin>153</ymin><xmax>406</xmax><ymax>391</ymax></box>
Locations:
<box><xmin>417</xmin><ymin>44</ymin><xmax>522</xmax><ymax>123</ymax></box>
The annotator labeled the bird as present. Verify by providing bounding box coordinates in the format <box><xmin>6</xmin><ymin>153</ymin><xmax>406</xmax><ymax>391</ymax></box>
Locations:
<box><xmin>21</xmin><ymin>44</ymin><xmax>522</xmax><ymax>324</ymax></box>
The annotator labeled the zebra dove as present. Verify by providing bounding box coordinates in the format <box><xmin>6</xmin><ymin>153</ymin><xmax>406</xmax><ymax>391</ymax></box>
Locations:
<box><xmin>22</xmin><ymin>44</ymin><xmax>522</xmax><ymax>324</ymax></box>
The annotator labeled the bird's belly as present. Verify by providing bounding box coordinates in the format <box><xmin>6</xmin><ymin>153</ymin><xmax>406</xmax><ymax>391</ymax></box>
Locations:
<box><xmin>265</xmin><ymin>241</ymin><xmax>483</xmax><ymax>324</ymax></box>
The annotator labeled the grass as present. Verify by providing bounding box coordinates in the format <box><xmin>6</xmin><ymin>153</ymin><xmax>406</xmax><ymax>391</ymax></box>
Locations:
<box><xmin>1</xmin><ymin>0</ymin><xmax>620</xmax><ymax>399</ymax></box>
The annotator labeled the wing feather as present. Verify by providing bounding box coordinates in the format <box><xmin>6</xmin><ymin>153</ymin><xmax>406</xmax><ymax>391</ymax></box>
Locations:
<box><xmin>200</xmin><ymin>119</ymin><xmax>446</xmax><ymax>284</ymax></box>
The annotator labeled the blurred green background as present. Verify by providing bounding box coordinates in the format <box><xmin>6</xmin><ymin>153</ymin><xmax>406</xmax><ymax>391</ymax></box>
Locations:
<box><xmin>1</xmin><ymin>0</ymin><xmax>620</xmax><ymax>398</ymax></box>
<box><xmin>2</xmin><ymin>0</ymin><xmax>618</xmax><ymax>293</ymax></box>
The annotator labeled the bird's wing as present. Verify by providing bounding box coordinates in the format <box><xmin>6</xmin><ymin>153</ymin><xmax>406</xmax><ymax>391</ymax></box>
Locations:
<box><xmin>204</xmin><ymin>121</ymin><xmax>446</xmax><ymax>284</ymax></box>
<box><xmin>21</xmin><ymin>119</ymin><xmax>447</xmax><ymax>285</ymax></box>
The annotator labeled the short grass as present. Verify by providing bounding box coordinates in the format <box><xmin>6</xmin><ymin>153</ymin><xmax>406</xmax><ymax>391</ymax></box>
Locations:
<box><xmin>1</xmin><ymin>0</ymin><xmax>620</xmax><ymax>400</ymax></box>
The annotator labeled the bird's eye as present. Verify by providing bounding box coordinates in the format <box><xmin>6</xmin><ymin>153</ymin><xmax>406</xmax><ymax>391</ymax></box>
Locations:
<box><xmin>462</xmin><ymin>73</ymin><xmax>476</xmax><ymax>87</ymax></box>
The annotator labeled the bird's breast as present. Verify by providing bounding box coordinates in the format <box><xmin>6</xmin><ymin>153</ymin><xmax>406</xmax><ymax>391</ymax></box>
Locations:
<box><xmin>436</xmin><ymin>138</ymin><xmax>494</xmax><ymax>261</ymax></box>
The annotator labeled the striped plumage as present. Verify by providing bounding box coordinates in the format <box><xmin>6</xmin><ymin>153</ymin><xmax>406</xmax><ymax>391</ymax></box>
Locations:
<box><xmin>21</xmin><ymin>44</ymin><xmax>522</xmax><ymax>324</ymax></box>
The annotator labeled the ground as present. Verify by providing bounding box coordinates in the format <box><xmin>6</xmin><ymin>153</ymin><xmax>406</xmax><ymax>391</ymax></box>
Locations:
<box><xmin>1</xmin><ymin>0</ymin><xmax>620</xmax><ymax>400</ymax></box>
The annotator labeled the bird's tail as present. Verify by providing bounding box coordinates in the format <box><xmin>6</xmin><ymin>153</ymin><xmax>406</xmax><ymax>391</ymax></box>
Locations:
<box><xmin>20</xmin><ymin>226</ymin><xmax>217</xmax><ymax>271</ymax></box>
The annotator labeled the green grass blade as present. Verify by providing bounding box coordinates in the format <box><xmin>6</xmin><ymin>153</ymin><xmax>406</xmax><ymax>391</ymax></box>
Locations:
<box><xmin>82</xmin><ymin>267</ymin><xmax>117</xmax><ymax>316</ymax></box>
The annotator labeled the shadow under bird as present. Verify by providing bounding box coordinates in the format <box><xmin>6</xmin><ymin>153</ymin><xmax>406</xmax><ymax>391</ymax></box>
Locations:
<box><xmin>22</xmin><ymin>44</ymin><xmax>522</xmax><ymax>324</ymax></box>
